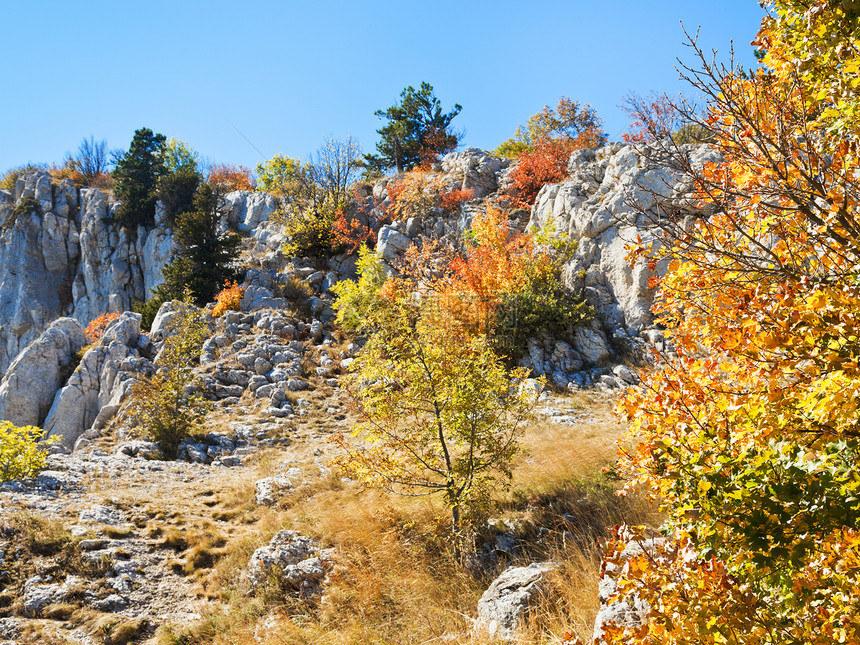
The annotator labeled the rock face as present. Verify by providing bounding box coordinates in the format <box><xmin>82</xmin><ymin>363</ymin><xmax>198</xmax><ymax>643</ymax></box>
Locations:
<box><xmin>440</xmin><ymin>147</ymin><xmax>509</xmax><ymax>199</ymax></box>
<box><xmin>44</xmin><ymin>312</ymin><xmax>147</xmax><ymax>450</ymax></box>
<box><xmin>0</xmin><ymin>173</ymin><xmax>282</xmax><ymax>375</ymax></box>
<box><xmin>475</xmin><ymin>562</ymin><xmax>558</xmax><ymax>641</ymax></box>
<box><xmin>0</xmin><ymin>172</ymin><xmax>171</xmax><ymax>374</ymax></box>
<box><xmin>0</xmin><ymin>318</ymin><xmax>86</xmax><ymax>427</ymax></box>
<box><xmin>529</xmin><ymin>143</ymin><xmax>719</xmax><ymax>336</ymax></box>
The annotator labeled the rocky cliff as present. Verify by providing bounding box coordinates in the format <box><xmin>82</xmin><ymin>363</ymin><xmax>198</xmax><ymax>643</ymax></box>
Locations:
<box><xmin>0</xmin><ymin>144</ymin><xmax>712</xmax><ymax>445</ymax></box>
<box><xmin>0</xmin><ymin>173</ymin><xmax>281</xmax><ymax>376</ymax></box>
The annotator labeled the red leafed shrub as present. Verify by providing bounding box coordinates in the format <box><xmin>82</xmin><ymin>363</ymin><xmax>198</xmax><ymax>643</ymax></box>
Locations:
<box><xmin>332</xmin><ymin>210</ymin><xmax>377</xmax><ymax>255</ymax></box>
<box><xmin>212</xmin><ymin>280</ymin><xmax>246</xmax><ymax>317</ymax></box>
<box><xmin>507</xmin><ymin>138</ymin><xmax>577</xmax><ymax>207</ymax></box>
<box><xmin>438</xmin><ymin>188</ymin><xmax>473</xmax><ymax>212</ymax></box>
<box><xmin>86</xmin><ymin>313</ymin><xmax>121</xmax><ymax>343</ymax></box>
<box><xmin>208</xmin><ymin>164</ymin><xmax>255</xmax><ymax>192</ymax></box>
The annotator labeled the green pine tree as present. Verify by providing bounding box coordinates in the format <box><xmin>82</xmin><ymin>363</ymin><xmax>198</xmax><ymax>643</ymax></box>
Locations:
<box><xmin>113</xmin><ymin>127</ymin><xmax>167</xmax><ymax>228</ymax></box>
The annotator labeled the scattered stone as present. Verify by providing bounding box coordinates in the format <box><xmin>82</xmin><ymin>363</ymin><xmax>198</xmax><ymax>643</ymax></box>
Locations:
<box><xmin>254</xmin><ymin>475</ymin><xmax>294</xmax><ymax>505</ymax></box>
<box><xmin>79</xmin><ymin>505</ymin><xmax>127</xmax><ymax>527</ymax></box>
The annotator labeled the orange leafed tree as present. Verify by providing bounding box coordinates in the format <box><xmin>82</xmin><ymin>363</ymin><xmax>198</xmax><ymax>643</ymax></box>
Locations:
<box><xmin>600</xmin><ymin>3</ymin><xmax>860</xmax><ymax>643</ymax></box>
<box><xmin>208</xmin><ymin>164</ymin><xmax>255</xmax><ymax>192</ymax></box>
<box><xmin>506</xmin><ymin>138</ymin><xmax>577</xmax><ymax>207</ymax></box>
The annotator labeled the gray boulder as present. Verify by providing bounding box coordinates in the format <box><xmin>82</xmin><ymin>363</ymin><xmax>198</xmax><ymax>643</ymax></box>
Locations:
<box><xmin>376</xmin><ymin>225</ymin><xmax>412</xmax><ymax>262</ymax></box>
<box><xmin>246</xmin><ymin>530</ymin><xmax>334</xmax><ymax>597</ymax></box>
<box><xmin>0</xmin><ymin>318</ymin><xmax>86</xmax><ymax>427</ymax></box>
<box><xmin>475</xmin><ymin>562</ymin><xmax>558</xmax><ymax>641</ymax></box>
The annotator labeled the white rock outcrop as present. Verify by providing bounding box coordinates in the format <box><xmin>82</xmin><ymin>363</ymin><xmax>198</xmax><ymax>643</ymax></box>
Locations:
<box><xmin>476</xmin><ymin>562</ymin><xmax>558</xmax><ymax>641</ymax></box>
<box><xmin>529</xmin><ymin>143</ymin><xmax>719</xmax><ymax>335</ymax></box>
<box><xmin>44</xmin><ymin>312</ymin><xmax>146</xmax><ymax>450</ymax></box>
<box><xmin>0</xmin><ymin>317</ymin><xmax>86</xmax><ymax>427</ymax></box>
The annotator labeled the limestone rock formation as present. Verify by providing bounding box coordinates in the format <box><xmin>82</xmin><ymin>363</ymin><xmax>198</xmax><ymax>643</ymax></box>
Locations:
<box><xmin>0</xmin><ymin>317</ymin><xmax>86</xmax><ymax>427</ymax></box>
<box><xmin>44</xmin><ymin>312</ymin><xmax>147</xmax><ymax>450</ymax></box>
<box><xmin>0</xmin><ymin>173</ymin><xmax>285</xmax><ymax>375</ymax></box>
<box><xmin>529</xmin><ymin>143</ymin><xmax>719</xmax><ymax>336</ymax></box>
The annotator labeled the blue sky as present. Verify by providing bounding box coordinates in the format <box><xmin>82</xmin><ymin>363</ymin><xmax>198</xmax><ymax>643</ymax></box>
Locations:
<box><xmin>0</xmin><ymin>1</ymin><xmax>765</xmax><ymax>172</ymax></box>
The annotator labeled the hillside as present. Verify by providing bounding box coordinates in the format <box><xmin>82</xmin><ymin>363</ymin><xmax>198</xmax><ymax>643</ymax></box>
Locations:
<box><xmin>0</xmin><ymin>141</ymin><xmax>696</xmax><ymax>644</ymax></box>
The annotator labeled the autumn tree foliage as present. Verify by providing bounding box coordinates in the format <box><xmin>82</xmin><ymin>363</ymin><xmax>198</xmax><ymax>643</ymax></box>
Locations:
<box><xmin>331</xmin><ymin>248</ymin><xmax>538</xmax><ymax>539</ymax></box>
<box><xmin>493</xmin><ymin>97</ymin><xmax>608</xmax><ymax>206</ymax></box>
<box><xmin>620</xmin><ymin>91</ymin><xmax>714</xmax><ymax>145</ymax></box>
<box><xmin>211</xmin><ymin>280</ymin><xmax>246</xmax><ymax>318</ymax></box>
<box><xmin>432</xmin><ymin>208</ymin><xmax>589</xmax><ymax>357</ymax></box>
<box><xmin>0</xmin><ymin>421</ymin><xmax>54</xmax><ymax>482</ymax></box>
<box><xmin>257</xmin><ymin>137</ymin><xmax>363</xmax><ymax>257</ymax></box>
<box><xmin>128</xmin><ymin>305</ymin><xmax>210</xmax><ymax>457</ymax></box>
<box><xmin>494</xmin><ymin>96</ymin><xmax>607</xmax><ymax>159</ymax></box>
<box><xmin>601</xmin><ymin>3</ymin><xmax>860</xmax><ymax>643</ymax></box>
<box><xmin>208</xmin><ymin>164</ymin><xmax>255</xmax><ymax>192</ymax></box>
<box><xmin>506</xmin><ymin>138</ymin><xmax>580</xmax><ymax>207</ymax></box>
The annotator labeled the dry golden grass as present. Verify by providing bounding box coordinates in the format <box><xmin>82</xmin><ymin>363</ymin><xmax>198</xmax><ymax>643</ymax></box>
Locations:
<box><xmin>152</xmin><ymin>392</ymin><xmax>658</xmax><ymax>645</ymax></box>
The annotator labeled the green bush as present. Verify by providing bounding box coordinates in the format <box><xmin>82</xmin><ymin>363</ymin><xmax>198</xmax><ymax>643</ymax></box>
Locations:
<box><xmin>0</xmin><ymin>422</ymin><xmax>53</xmax><ymax>482</ymax></box>
<box><xmin>128</xmin><ymin>306</ymin><xmax>211</xmax><ymax>457</ymax></box>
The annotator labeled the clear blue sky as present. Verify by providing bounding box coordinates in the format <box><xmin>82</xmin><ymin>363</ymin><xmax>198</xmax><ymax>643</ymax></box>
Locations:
<box><xmin>0</xmin><ymin>1</ymin><xmax>765</xmax><ymax>172</ymax></box>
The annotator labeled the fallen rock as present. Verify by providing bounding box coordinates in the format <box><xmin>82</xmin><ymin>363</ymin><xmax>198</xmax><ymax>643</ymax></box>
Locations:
<box><xmin>254</xmin><ymin>475</ymin><xmax>294</xmax><ymax>505</ymax></box>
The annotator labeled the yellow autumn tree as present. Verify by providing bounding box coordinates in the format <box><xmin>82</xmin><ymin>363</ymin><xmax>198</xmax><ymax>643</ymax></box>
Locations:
<box><xmin>331</xmin><ymin>250</ymin><xmax>539</xmax><ymax>541</ymax></box>
<box><xmin>600</xmin><ymin>2</ymin><xmax>860</xmax><ymax>644</ymax></box>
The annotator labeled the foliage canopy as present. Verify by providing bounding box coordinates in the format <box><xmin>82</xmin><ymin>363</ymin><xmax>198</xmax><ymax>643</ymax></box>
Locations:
<box><xmin>601</xmin><ymin>3</ymin><xmax>860</xmax><ymax>643</ymax></box>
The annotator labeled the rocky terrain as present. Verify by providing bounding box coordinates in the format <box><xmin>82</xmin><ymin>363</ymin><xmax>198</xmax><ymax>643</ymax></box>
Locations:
<box><xmin>0</xmin><ymin>142</ymin><xmax>706</xmax><ymax>643</ymax></box>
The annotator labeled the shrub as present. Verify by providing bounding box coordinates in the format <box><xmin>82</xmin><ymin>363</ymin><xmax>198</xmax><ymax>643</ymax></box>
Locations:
<box><xmin>85</xmin><ymin>313</ymin><xmax>121</xmax><ymax>344</ymax></box>
<box><xmin>0</xmin><ymin>421</ymin><xmax>52</xmax><ymax>482</ymax></box>
<box><xmin>494</xmin><ymin>96</ymin><xmax>606</xmax><ymax>159</ymax></box>
<box><xmin>282</xmin><ymin>198</ymin><xmax>342</xmax><ymax>258</ymax></box>
<box><xmin>0</xmin><ymin>164</ymin><xmax>46</xmax><ymax>191</ymax></box>
<box><xmin>212</xmin><ymin>280</ymin><xmax>245</xmax><ymax>317</ymax></box>
<box><xmin>507</xmin><ymin>137</ymin><xmax>577</xmax><ymax>206</ymax></box>
<box><xmin>134</xmin><ymin>293</ymin><xmax>168</xmax><ymax>332</ymax></box>
<box><xmin>387</xmin><ymin>170</ymin><xmax>473</xmax><ymax>222</ymax></box>
<box><xmin>128</xmin><ymin>306</ymin><xmax>210</xmax><ymax>457</ymax></box>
